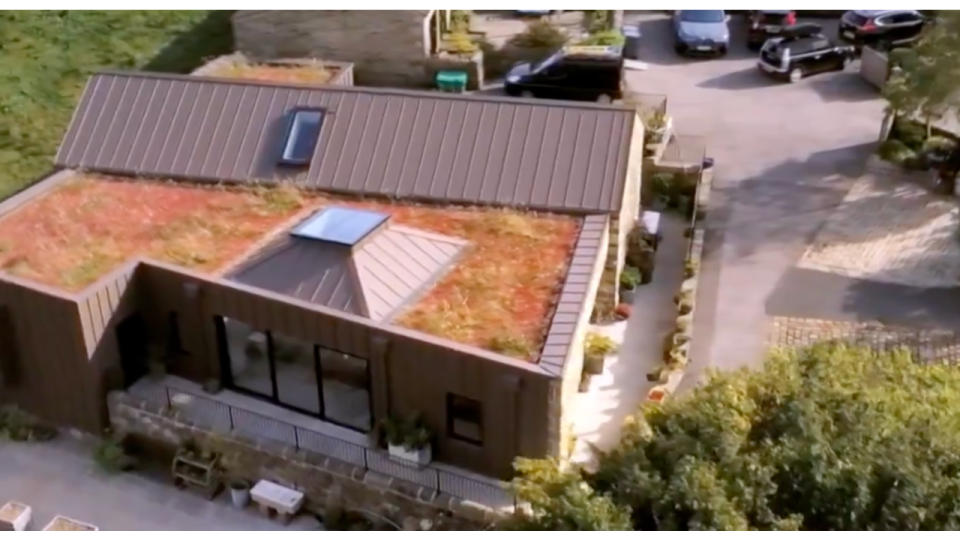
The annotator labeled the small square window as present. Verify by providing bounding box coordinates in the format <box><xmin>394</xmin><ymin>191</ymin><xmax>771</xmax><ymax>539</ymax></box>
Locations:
<box><xmin>280</xmin><ymin>109</ymin><xmax>324</xmax><ymax>165</ymax></box>
<box><xmin>447</xmin><ymin>394</ymin><xmax>483</xmax><ymax>445</ymax></box>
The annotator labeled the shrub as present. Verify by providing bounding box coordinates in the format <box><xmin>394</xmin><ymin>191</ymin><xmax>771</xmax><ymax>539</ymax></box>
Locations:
<box><xmin>683</xmin><ymin>260</ymin><xmax>698</xmax><ymax>279</ymax></box>
<box><xmin>620</xmin><ymin>266</ymin><xmax>642</xmax><ymax>290</ymax></box>
<box><xmin>878</xmin><ymin>139</ymin><xmax>916</xmax><ymax>165</ymax></box>
<box><xmin>379</xmin><ymin>414</ymin><xmax>431</xmax><ymax>450</ymax></box>
<box><xmin>507</xmin><ymin>19</ymin><xmax>568</xmax><ymax>56</ymax></box>
<box><xmin>578</xmin><ymin>29</ymin><xmax>626</xmax><ymax>47</ymax></box>
<box><xmin>450</xmin><ymin>9</ymin><xmax>471</xmax><ymax>32</ymax></box>
<box><xmin>891</xmin><ymin>118</ymin><xmax>927</xmax><ymax>150</ymax></box>
<box><xmin>923</xmin><ymin>135</ymin><xmax>957</xmax><ymax>153</ymax></box>
<box><xmin>586</xmin><ymin>332</ymin><xmax>618</xmax><ymax>357</ymax></box>
<box><xmin>446</xmin><ymin>32</ymin><xmax>478</xmax><ymax>54</ymax></box>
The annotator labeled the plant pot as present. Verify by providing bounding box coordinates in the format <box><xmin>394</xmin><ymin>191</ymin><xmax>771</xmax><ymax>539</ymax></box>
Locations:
<box><xmin>229</xmin><ymin>480</ymin><xmax>251</xmax><ymax>509</ymax></box>
<box><xmin>647</xmin><ymin>386</ymin><xmax>667</xmax><ymax>403</ymax></box>
<box><xmin>388</xmin><ymin>443</ymin><xmax>432</xmax><ymax>466</ymax></box>
<box><xmin>640</xmin><ymin>267</ymin><xmax>654</xmax><ymax>284</ymax></box>
<box><xmin>0</xmin><ymin>501</ymin><xmax>32</xmax><ymax>532</ymax></box>
<box><xmin>42</xmin><ymin>516</ymin><xmax>98</xmax><ymax>531</ymax></box>
<box><xmin>584</xmin><ymin>352</ymin><xmax>605</xmax><ymax>375</ymax></box>
<box><xmin>620</xmin><ymin>286</ymin><xmax>636</xmax><ymax>304</ymax></box>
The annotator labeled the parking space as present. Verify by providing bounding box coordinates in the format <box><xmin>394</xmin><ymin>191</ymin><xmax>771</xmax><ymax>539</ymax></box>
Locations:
<box><xmin>618</xmin><ymin>13</ymin><xmax>887</xmax><ymax>384</ymax></box>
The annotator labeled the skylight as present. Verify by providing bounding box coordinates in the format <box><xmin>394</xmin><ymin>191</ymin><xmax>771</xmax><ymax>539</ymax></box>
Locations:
<box><xmin>280</xmin><ymin>109</ymin><xmax>324</xmax><ymax>165</ymax></box>
<box><xmin>291</xmin><ymin>207</ymin><xmax>389</xmax><ymax>246</ymax></box>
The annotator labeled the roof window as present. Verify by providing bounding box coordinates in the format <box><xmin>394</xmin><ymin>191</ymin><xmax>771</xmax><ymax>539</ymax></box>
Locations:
<box><xmin>280</xmin><ymin>109</ymin><xmax>324</xmax><ymax>165</ymax></box>
<box><xmin>290</xmin><ymin>207</ymin><xmax>389</xmax><ymax>246</ymax></box>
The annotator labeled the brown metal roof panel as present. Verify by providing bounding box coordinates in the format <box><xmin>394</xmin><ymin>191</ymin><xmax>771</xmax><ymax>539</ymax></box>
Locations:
<box><xmin>55</xmin><ymin>76</ymin><xmax>100</xmax><ymax>166</ymax></box>
<box><xmin>58</xmin><ymin>72</ymin><xmax>635</xmax><ymax>213</ymax></box>
<box><xmin>228</xmin><ymin>238</ymin><xmax>362</xmax><ymax>317</ymax></box>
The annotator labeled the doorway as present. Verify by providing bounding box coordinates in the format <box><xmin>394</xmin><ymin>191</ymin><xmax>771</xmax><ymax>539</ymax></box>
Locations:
<box><xmin>115</xmin><ymin>312</ymin><xmax>150</xmax><ymax>388</ymax></box>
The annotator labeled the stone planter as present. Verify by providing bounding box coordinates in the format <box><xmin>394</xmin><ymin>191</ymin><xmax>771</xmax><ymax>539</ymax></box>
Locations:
<box><xmin>388</xmin><ymin>443</ymin><xmax>432</xmax><ymax>466</ymax></box>
<box><xmin>0</xmin><ymin>501</ymin><xmax>32</xmax><ymax>532</ymax></box>
<box><xmin>42</xmin><ymin>516</ymin><xmax>98</xmax><ymax>531</ymax></box>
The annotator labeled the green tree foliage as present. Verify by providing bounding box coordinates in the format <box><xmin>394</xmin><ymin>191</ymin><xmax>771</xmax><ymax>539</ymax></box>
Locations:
<box><xmin>507</xmin><ymin>344</ymin><xmax>960</xmax><ymax>531</ymax></box>
<box><xmin>883</xmin><ymin>11</ymin><xmax>960</xmax><ymax>136</ymax></box>
<box><xmin>500</xmin><ymin>458</ymin><xmax>632</xmax><ymax>531</ymax></box>
<box><xmin>0</xmin><ymin>11</ymin><xmax>232</xmax><ymax>198</ymax></box>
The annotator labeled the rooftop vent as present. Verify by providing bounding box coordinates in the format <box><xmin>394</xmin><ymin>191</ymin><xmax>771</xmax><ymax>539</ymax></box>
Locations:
<box><xmin>290</xmin><ymin>207</ymin><xmax>389</xmax><ymax>247</ymax></box>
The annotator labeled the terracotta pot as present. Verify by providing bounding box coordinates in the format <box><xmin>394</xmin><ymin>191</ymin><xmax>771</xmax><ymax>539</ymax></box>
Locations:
<box><xmin>648</xmin><ymin>387</ymin><xmax>667</xmax><ymax>403</ymax></box>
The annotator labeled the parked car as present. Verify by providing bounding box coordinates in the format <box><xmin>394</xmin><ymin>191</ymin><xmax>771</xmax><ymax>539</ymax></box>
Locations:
<box><xmin>757</xmin><ymin>23</ymin><xmax>856</xmax><ymax>83</ymax></box>
<box><xmin>672</xmin><ymin>10</ymin><xmax>731</xmax><ymax>57</ymax></box>
<box><xmin>746</xmin><ymin>10</ymin><xmax>797</xmax><ymax>50</ymax></box>
<box><xmin>838</xmin><ymin>10</ymin><xmax>927</xmax><ymax>51</ymax></box>
<box><xmin>504</xmin><ymin>45</ymin><xmax>624</xmax><ymax>103</ymax></box>
<box><xmin>515</xmin><ymin>10</ymin><xmax>561</xmax><ymax>16</ymax></box>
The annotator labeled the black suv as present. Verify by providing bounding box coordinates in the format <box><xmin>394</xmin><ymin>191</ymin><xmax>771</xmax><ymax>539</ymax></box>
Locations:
<box><xmin>838</xmin><ymin>10</ymin><xmax>927</xmax><ymax>50</ymax></box>
<box><xmin>757</xmin><ymin>23</ymin><xmax>856</xmax><ymax>83</ymax></box>
<box><xmin>504</xmin><ymin>46</ymin><xmax>624</xmax><ymax>103</ymax></box>
<box><xmin>747</xmin><ymin>10</ymin><xmax>797</xmax><ymax>50</ymax></box>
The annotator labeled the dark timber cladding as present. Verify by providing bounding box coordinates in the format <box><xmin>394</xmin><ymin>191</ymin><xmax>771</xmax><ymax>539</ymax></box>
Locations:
<box><xmin>55</xmin><ymin>71</ymin><xmax>636</xmax><ymax>213</ymax></box>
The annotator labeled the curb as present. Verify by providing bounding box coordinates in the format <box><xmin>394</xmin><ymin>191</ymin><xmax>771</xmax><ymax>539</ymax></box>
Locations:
<box><xmin>646</xmin><ymin>165</ymin><xmax>712</xmax><ymax>404</ymax></box>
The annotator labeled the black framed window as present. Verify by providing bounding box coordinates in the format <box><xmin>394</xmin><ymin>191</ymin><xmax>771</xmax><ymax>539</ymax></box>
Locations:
<box><xmin>279</xmin><ymin>109</ymin><xmax>324</xmax><ymax>166</ymax></box>
<box><xmin>215</xmin><ymin>315</ymin><xmax>372</xmax><ymax>432</ymax></box>
<box><xmin>447</xmin><ymin>394</ymin><xmax>483</xmax><ymax>445</ymax></box>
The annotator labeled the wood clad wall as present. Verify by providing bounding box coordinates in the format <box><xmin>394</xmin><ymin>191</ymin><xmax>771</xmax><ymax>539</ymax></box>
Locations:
<box><xmin>137</xmin><ymin>263</ymin><xmax>552</xmax><ymax>479</ymax></box>
<box><xmin>75</xmin><ymin>264</ymin><xmax>143</xmax><ymax>424</ymax></box>
<box><xmin>0</xmin><ymin>277</ymin><xmax>99</xmax><ymax>431</ymax></box>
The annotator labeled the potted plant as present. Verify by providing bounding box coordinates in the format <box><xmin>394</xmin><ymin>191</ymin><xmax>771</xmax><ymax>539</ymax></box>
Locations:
<box><xmin>645</xmin><ymin>109</ymin><xmax>671</xmax><ymax>142</ymax></box>
<box><xmin>228</xmin><ymin>479</ymin><xmax>251</xmax><ymax>509</ymax></box>
<box><xmin>380</xmin><ymin>414</ymin><xmax>432</xmax><ymax>466</ymax></box>
<box><xmin>620</xmin><ymin>266</ymin><xmax>641</xmax><ymax>303</ymax></box>
<box><xmin>584</xmin><ymin>332</ymin><xmax>617</xmax><ymax>375</ymax></box>
<box><xmin>614</xmin><ymin>303</ymin><xmax>633</xmax><ymax>321</ymax></box>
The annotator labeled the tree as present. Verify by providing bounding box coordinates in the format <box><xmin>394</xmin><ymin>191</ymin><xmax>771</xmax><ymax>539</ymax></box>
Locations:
<box><xmin>883</xmin><ymin>11</ymin><xmax>960</xmax><ymax>136</ymax></box>
<box><xmin>499</xmin><ymin>458</ymin><xmax>632</xmax><ymax>531</ymax></box>
<box><xmin>507</xmin><ymin>344</ymin><xmax>960</xmax><ymax>531</ymax></box>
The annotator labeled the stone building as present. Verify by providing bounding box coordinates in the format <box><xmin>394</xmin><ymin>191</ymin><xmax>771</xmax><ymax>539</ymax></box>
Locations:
<box><xmin>232</xmin><ymin>10</ymin><xmax>452</xmax><ymax>87</ymax></box>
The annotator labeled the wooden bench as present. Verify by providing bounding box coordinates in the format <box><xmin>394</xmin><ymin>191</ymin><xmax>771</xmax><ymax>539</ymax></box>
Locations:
<box><xmin>641</xmin><ymin>210</ymin><xmax>663</xmax><ymax>250</ymax></box>
<box><xmin>251</xmin><ymin>480</ymin><xmax>304</xmax><ymax>525</ymax></box>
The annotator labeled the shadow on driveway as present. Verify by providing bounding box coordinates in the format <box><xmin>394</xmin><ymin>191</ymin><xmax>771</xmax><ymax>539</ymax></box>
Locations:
<box><xmin>696</xmin><ymin>67</ymin><xmax>775</xmax><ymax>90</ymax></box>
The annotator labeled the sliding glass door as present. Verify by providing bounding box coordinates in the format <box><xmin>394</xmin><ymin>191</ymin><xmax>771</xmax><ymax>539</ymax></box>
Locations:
<box><xmin>215</xmin><ymin>316</ymin><xmax>372</xmax><ymax>432</ymax></box>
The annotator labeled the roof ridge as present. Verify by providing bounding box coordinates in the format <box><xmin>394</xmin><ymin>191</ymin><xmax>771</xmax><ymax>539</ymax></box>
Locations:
<box><xmin>93</xmin><ymin>69</ymin><xmax>639</xmax><ymax>113</ymax></box>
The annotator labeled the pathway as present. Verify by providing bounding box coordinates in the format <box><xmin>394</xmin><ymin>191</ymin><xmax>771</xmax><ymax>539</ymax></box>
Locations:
<box><xmin>569</xmin><ymin>212</ymin><xmax>687</xmax><ymax>464</ymax></box>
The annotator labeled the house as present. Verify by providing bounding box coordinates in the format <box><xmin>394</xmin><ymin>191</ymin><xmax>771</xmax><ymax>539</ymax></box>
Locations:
<box><xmin>0</xmin><ymin>70</ymin><xmax>644</xmax><ymax>518</ymax></box>
<box><xmin>232</xmin><ymin>10</ymin><xmax>460</xmax><ymax>87</ymax></box>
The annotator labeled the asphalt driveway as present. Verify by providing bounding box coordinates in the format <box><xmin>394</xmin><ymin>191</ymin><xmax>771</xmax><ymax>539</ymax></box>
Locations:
<box><xmin>620</xmin><ymin>13</ymin><xmax>887</xmax><ymax>386</ymax></box>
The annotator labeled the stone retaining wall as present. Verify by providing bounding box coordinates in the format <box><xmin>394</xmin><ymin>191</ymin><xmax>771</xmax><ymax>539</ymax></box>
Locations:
<box><xmin>108</xmin><ymin>392</ymin><xmax>494</xmax><ymax>530</ymax></box>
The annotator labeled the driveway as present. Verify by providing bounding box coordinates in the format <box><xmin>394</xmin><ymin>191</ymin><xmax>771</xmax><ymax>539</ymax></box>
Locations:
<box><xmin>618</xmin><ymin>13</ymin><xmax>888</xmax><ymax>386</ymax></box>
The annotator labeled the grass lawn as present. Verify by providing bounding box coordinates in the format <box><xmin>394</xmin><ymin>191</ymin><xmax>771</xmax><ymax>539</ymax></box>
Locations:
<box><xmin>0</xmin><ymin>10</ymin><xmax>233</xmax><ymax>198</ymax></box>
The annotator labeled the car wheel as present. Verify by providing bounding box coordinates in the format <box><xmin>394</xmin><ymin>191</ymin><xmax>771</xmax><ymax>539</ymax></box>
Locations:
<box><xmin>788</xmin><ymin>67</ymin><xmax>804</xmax><ymax>83</ymax></box>
<box><xmin>596</xmin><ymin>94</ymin><xmax>612</xmax><ymax>104</ymax></box>
<box><xmin>520</xmin><ymin>90</ymin><xmax>535</xmax><ymax>99</ymax></box>
<box><xmin>674</xmin><ymin>44</ymin><xmax>685</xmax><ymax>55</ymax></box>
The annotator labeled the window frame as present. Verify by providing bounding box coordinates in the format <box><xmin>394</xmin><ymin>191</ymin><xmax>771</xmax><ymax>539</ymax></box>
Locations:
<box><xmin>214</xmin><ymin>315</ymin><xmax>374</xmax><ymax>433</ymax></box>
<box><xmin>278</xmin><ymin>108</ymin><xmax>326</xmax><ymax>166</ymax></box>
<box><xmin>446</xmin><ymin>393</ymin><xmax>483</xmax><ymax>445</ymax></box>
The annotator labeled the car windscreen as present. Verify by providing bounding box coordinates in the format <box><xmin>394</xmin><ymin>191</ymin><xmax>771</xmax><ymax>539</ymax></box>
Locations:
<box><xmin>532</xmin><ymin>52</ymin><xmax>562</xmax><ymax>74</ymax></box>
<box><xmin>846</xmin><ymin>12</ymin><xmax>871</xmax><ymax>26</ymax></box>
<box><xmin>758</xmin><ymin>12</ymin><xmax>789</xmax><ymax>25</ymax></box>
<box><xmin>679</xmin><ymin>10</ymin><xmax>725</xmax><ymax>23</ymax></box>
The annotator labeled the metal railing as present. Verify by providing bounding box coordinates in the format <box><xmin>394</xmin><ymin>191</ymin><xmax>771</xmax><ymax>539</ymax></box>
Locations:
<box><xmin>132</xmin><ymin>383</ymin><xmax>517</xmax><ymax>511</ymax></box>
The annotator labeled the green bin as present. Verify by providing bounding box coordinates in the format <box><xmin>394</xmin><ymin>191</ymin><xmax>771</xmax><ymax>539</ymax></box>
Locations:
<box><xmin>436</xmin><ymin>70</ymin><xmax>468</xmax><ymax>93</ymax></box>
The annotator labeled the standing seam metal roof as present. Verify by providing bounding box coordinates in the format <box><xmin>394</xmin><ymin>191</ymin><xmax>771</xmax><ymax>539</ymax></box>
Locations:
<box><xmin>227</xmin><ymin>223</ymin><xmax>466</xmax><ymax>322</ymax></box>
<box><xmin>55</xmin><ymin>71</ymin><xmax>637</xmax><ymax>214</ymax></box>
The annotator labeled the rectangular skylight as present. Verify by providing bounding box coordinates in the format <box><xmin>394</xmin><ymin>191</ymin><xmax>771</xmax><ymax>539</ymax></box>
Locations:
<box><xmin>291</xmin><ymin>207</ymin><xmax>389</xmax><ymax>246</ymax></box>
<box><xmin>280</xmin><ymin>109</ymin><xmax>324</xmax><ymax>165</ymax></box>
